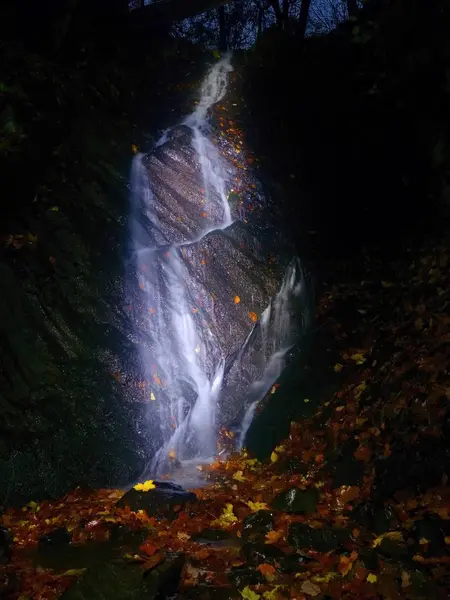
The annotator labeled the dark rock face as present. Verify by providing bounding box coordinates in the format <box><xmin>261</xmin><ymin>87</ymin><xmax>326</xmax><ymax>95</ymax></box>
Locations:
<box><xmin>138</xmin><ymin>126</ymin><xmax>230</xmax><ymax>247</ymax></box>
<box><xmin>130</xmin><ymin>122</ymin><xmax>308</xmax><ymax>464</ymax></box>
<box><xmin>117</xmin><ymin>481</ymin><xmax>196</xmax><ymax>519</ymax></box>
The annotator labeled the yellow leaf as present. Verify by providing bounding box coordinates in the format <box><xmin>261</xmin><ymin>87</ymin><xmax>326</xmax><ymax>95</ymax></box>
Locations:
<box><xmin>372</xmin><ymin>531</ymin><xmax>403</xmax><ymax>547</ymax></box>
<box><xmin>168</xmin><ymin>449</ymin><xmax>176</xmax><ymax>460</ymax></box>
<box><xmin>233</xmin><ymin>470</ymin><xmax>246</xmax><ymax>482</ymax></box>
<box><xmin>350</xmin><ymin>353</ymin><xmax>366</xmax><ymax>364</ymax></box>
<box><xmin>312</xmin><ymin>572</ymin><xmax>337</xmax><ymax>583</ymax></box>
<box><xmin>177</xmin><ymin>531</ymin><xmax>191</xmax><ymax>542</ymax></box>
<box><xmin>333</xmin><ymin>363</ymin><xmax>343</xmax><ymax>372</ymax></box>
<box><xmin>367</xmin><ymin>573</ymin><xmax>378</xmax><ymax>583</ymax></box>
<box><xmin>274</xmin><ymin>445</ymin><xmax>285</xmax><ymax>453</ymax></box>
<box><xmin>270</xmin><ymin>451</ymin><xmax>278</xmax><ymax>463</ymax></box>
<box><xmin>59</xmin><ymin>568</ymin><xmax>86</xmax><ymax>577</ymax></box>
<box><xmin>150</xmin><ymin>392</ymin><xmax>156</xmax><ymax>401</ymax></box>
<box><xmin>26</xmin><ymin>501</ymin><xmax>39</xmax><ymax>512</ymax></box>
<box><xmin>419</xmin><ymin>537</ymin><xmax>429</xmax><ymax>545</ymax></box>
<box><xmin>211</xmin><ymin>503</ymin><xmax>238</xmax><ymax>529</ymax></box>
<box><xmin>247</xmin><ymin>501</ymin><xmax>269</xmax><ymax>512</ymax></box>
<box><xmin>445</xmin><ymin>536</ymin><xmax>450</xmax><ymax>545</ymax></box>
<box><xmin>240</xmin><ymin>587</ymin><xmax>260</xmax><ymax>600</ymax></box>
<box><xmin>134</xmin><ymin>480</ymin><xmax>156</xmax><ymax>492</ymax></box>
<box><xmin>262</xmin><ymin>585</ymin><xmax>282</xmax><ymax>600</ymax></box>
<box><xmin>131</xmin><ymin>144</ymin><xmax>138</xmax><ymax>154</ymax></box>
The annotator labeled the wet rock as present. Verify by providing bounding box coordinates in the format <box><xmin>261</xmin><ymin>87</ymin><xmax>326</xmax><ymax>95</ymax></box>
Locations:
<box><xmin>143</xmin><ymin>126</ymin><xmax>229</xmax><ymax>246</ymax></box>
<box><xmin>39</xmin><ymin>527</ymin><xmax>72</xmax><ymax>548</ymax></box>
<box><xmin>288</xmin><ymin>523</ymin><xmax>349</xmax><ymax>552</ymax></box>
<box><xmin>277</xmin><ymin>553</ymin><xmax>314</xmax><ymax>574</ymax></box>
<box><xmin>276</xmin><ymin>457</ymin><xmax>308</xmax><ymax>476</ymax></box>
<box><xmin>228</xmin><ymin>566</ymin><xmax>265</xmax><ymax>587</ymax></box>
<box><xmin>109</xmin><ymin>524</ymin><xmax>148</xmax><ymax>546</ymax></box>
<box><xmin>374</xmin><ymin>438</ymin><xmax>450</xmax><ymax>496</ymax></box>
<box><xmin>0</xmin><ymin>528</ymin><xmax>11</xmax><ymax>565</ymax></box>
<box><xmin>376</xmin><ymin>538</ymin><xmax>409</xmax><ymax>559</ymax></box>
<box><xmin>32</xmin><ymin>529</ymin><xmax>147</xmax><ymax>572</ymax></box>
<box><xmin>242</xmin><ymin>542</ymin><xmax>285</xmax><ymax>564</ymax></box>
<box><xmin>60</xmin><ymin>553</ymin><xmax>185</xmax><ymax>600</ymax></box>
<box><xmin>351</xmin><ymin>502</ymin><xmax>397</xmax><ymax>534</ymax></box>
<box><xmin>0</xmin><ymin>569</ymin><xmax>17</xmax><ymax>597</ymax></box>
<box><xmin>242</xmin><ymin>510</ymin><xmax>274</xmax><ymax>543</ymax></box>
<box><xmin>193</xmin><ymin>529</ymin><xmax>231</xmax><ymax>542</ymax></box>
<box><xmin>271</xmin><ymin>487</ymin><xmax>319</xmax><ymax>515</ymax></box>
<box><xmin>183</xmin><ymin>585</ymin><xmax>239</xmax><ymax>600</ymax></box>
<box><xmin>117</xmin><ymin>481</ymin><xmax>196</xmax><ymax>519</ymax></box>
<box><xmin>331</xmin><ymin>456</ymin><xmax>365</xmax><ymax>488</ymax></box>
<box><xmin>411</xmin><ymin>516</ymin><xmax>449</xmax><ymax>556</ymax></box>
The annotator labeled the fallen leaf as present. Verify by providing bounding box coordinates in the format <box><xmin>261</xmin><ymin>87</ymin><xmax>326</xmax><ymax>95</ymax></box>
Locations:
<box><xmin>265</xmin><ymin>530</ymin><xmax>283</xmax><ymax>544</ymax></box>
<box><xmin>257</xmin><ymin>563</ymin><xmax>277</xmax><ymax>581</ymax></box>
<box><xmin>240</xmin><ymin>587</ymin><xmax>260</xmax><ymax>600</ymax></box>
<box><xmin>247</xmin><ymin>501</ymin><xmax>269</xmax><ymax>512</ymax></box>
<box><xmin>211</xmin><ymin>503</ymin><xmax>238</xmax><ymax>528</ymax></box>
<box><xmin>367</xmin><ymin>573</ymin><xmax>378</xmax><ymax>583</ymax></box>
<box><xmin>233</xmin><ymin>470</ymin><xmax>246</xmax><ymax>482</ymax></box>
<box><xmin>134</xmin><ymin>480</ymin><xmax>156</xmax><ymax>492</ymax></box>
<box><xmin>300</xmin><ymin>580</ymin><xmax>321</xmax><ymax>596</ymax></box>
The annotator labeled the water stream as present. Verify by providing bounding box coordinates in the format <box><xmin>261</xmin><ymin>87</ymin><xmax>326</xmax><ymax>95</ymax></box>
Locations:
<box><xmin>129</xmin><ymin>56</ymin><xmax>308</xmax><ymax>480</ymax></box>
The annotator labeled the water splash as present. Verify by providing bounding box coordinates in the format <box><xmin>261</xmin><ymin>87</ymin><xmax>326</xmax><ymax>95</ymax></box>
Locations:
<box><xmin>128</xmin><ymin>55</ymin><xmax>307</xmax><ymax>478</ymax></box>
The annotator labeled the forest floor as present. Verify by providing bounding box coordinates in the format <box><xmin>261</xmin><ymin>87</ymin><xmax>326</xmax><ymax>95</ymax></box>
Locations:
<box><xmin>1</xmin><ymin>69</ymin><xmax>450</xmax><ymax>600</ymax></box>
<box><xmin>1</xmin><ymin>221</ymin><xmax>450</xmax><ymax>600</ymax></box>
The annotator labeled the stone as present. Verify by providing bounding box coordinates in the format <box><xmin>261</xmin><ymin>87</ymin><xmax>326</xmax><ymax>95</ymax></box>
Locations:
<box><xmin>0</xmin><ymin>527</ymin><xmax>12</xmax><ymax>565</ymax></box>
<box><xmin>351</xmin><ymin>502</ymin><xmax>397</xmax><ymax>534</ymax></box>
<box><xmin>242</xmin><ymin>542</ymin><xmax>285</xmax><ymax>564</ymax></box>
<box><xmin>183</xmin><ymin>585</ymin><xmax>239</xmax><ymax>600</ymax></box>
<box><xmin>288</xmin><ymin>523</ymin><xmax>349</xmax><ymax>552</ymax></box>
<box><xmin>242</xmin><ymin>510</ymin><xmax>274</xmax><ymax>543</ymax></box>
<box><xmin>228</xmin><ymin>566</ymin><xmax>265</xmax><ymax>587</ymax></box>
<box><xmin>116</xmin><ymin>481</ymin><xmax>196</xmax><ymax>519</ymax></box>
<box><xmin>271</xmin><ymin>487</ymin><xmax>319</xmax><ymax>515</ymax></box>
<box><xmin>277</xmin><ymin>553</ymin><xmax>314</xmax><ymax>574</ymax></box>
<box><xmin>411</xmin><ymin>516</ymin><xmax>448</xmax><ymax>556</ymax></box>
<box><xmin>60</xmin><ymin>553</ymin><xmax>185</xmax><ymax>600</ymax></box>
<box><xmin>39</xmin><ymin>527</ymin><xmax>72</xmax><ymax>548</ymax></box>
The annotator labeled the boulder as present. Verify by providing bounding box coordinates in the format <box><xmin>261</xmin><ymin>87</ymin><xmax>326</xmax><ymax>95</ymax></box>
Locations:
<box><xmin>116</xmin><ymin>481</ymin><xmax>196</xmax><ymax>519</ymax></box>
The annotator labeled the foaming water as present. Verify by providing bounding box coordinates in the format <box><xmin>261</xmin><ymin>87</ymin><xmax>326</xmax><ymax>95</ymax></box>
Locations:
<box><xmin>129</xmin><ymin>55</ymin><xmax>306</xmax><ymax>480</ymax></box>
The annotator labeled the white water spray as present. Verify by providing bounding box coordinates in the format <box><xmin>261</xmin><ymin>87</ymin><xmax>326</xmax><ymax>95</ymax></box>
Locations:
<box><xmin>129</xmin><ymin>56</ymin><xmax>306</xmax><ymax>477</ymax></box>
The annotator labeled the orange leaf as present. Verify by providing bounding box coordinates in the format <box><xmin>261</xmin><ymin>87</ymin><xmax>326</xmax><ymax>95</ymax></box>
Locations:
<box><xmin>140</xmin><ymin>542</ymin><xmax>160</xmax><ymax>557</ymax></box>
<box><xmin>257</xmin><ymin>563</ymin><xmax>276</xmax><ymax>581</ymax></box>
<box><xmin>265</xmin><ymin>530</ymin><xmax>283</xmax><ymax>544</ymax></box>
<box><xmin>249</xmin><ymin>311</ymin><xmax>258</xmax><ymax>323</ymax></box>
<box><xmin>234</xmin><ymin>296</ymin><xmax>241</xmax><ymax>304</ymax></box>
<box><xmin>354</xmin><ymin>444</ymin><xmax>372</xmax><ymax>462</ymax></box>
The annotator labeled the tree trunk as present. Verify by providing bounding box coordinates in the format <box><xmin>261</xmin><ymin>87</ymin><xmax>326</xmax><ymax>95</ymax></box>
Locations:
<box><xmin>282</xmin><ymin>0</ymin><xmax>289</xmax><ymax>21</ymax></box>
<box><xmin>269</xmin><ymin>0</ymin><xmax>283</xmax><ymax>27</ymax></box>
<box><xmin>218</xmin><ymin>5</ymin><xmax>227</xmax><ymax>51</ymax></box>
<box><xmin>297</xmin><ymin>0</ymin><xmax>312</xmax><ymax>39</ymax></box>
<box><xmin>347</xmin><ymin>0</ymin><xmax>358</xmax><ymax>18</ymax></box>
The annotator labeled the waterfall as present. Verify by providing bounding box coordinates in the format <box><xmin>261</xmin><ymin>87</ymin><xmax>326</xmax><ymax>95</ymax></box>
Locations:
<box><xmin>128</xmin><ymin>55</ymin><xmax>308</xmax><ymax>479</ymax></box>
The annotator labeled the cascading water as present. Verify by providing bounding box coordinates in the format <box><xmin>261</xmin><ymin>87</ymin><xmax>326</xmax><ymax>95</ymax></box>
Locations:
<box><xmin>128</xmin><ymin>55</ymin><xmax>309</xmax><ymax>479</ymax></box>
